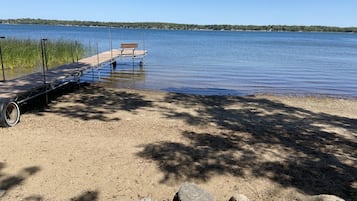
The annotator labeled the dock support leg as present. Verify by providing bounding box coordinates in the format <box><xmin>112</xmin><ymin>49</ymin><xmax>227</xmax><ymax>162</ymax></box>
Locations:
<box><xmin>0</xmin><ymin>36</ymin><xmax>5</xmax><ymax>82</ymax></box>
<box><xmin>41</xmin><ymin>39</ymin><xmax>49</xmax><ymax>105</ymax></box>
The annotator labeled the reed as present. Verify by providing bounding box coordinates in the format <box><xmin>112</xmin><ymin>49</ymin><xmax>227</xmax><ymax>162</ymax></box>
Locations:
<box><xmin>1</xmin><ymin>38</ymin><xmax>88</xmax><ymax>70</ymax></box>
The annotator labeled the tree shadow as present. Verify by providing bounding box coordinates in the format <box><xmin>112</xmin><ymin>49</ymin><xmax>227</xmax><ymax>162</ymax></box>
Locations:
<box><xmin>137</xmin><ymin>131</ymin><xmax>253</xmax><ymax>184</ymax></box>
<box><xmin>0</xmin><ymin>163</ymin><xmax>41</xmax><ymax>198</ymax></box>
<box><xmin>0</xmin><ymin>163</ymin><xmax>99</xmax><ymax>200</ymax></box>
<box><xmin>70</xmin><ymin>190</ymin><xmax>99</xmax><ymax>201</ymax></box>
<box><xmin>137</xmin><ymin>93</ymin><xmax>357</xmax><ymax>199</ymax></box>
<box><xmin>22</xmin><ymin>84</ymin><xmax>153</xmax><ymax>122</ymax></box>
<box><xmin>22</xmin><ymin>190</ymin><xmax>99</xmax><ymax>201</ymax></box>
<box><xmin>0</xmin><ymin>162</ymin><xmax>5</xmax><ymax>179</ymax></box>
<box><xmin>23</xmin><ymin>195</ymin><xmax>43</xmax><ymax>201</ymax></box>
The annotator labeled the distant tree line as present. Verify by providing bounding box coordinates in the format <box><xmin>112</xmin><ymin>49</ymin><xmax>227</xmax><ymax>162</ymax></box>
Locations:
<box><xmin>1</xmin><ymin>18</ymin><xmax>356</xmax><ymax>33</ymax></box>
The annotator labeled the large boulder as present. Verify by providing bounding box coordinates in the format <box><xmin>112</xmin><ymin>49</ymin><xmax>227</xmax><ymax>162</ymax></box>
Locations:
<box><xmin>173</xmin><ymin>183</ymin><xmax>216</xmax><ymax>201</ymax></box>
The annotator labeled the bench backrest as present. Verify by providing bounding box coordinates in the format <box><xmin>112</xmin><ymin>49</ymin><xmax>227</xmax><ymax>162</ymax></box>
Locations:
<box><xmin>120</xmin><ymin>43</ymin><xmax>138</xmax><ymax>49</ymax></box>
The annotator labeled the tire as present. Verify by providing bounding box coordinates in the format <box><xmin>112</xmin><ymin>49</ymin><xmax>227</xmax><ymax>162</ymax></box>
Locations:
<box><xmin>0</xmin><ymin>101</ymin><xmax>20</xmax><ymax>127</ymax></box>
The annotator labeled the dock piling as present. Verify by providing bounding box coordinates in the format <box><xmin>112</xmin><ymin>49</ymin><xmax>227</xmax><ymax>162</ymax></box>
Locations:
<box><xmin>40</xmin><ymin>38</ymin><xmax>49</xmax><ymax>104</ymax></box>
<box><xmin>0</xmin><ymin>36</ymin><xmax>6</xmax><ymax>82</ymax></box>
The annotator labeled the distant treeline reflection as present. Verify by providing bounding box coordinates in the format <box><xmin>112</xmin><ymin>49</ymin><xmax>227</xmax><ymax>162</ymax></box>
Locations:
<box><xmin>1</xmin><ymin>18</ymin><xmax>357</xmax><ymax>33</ymax></box>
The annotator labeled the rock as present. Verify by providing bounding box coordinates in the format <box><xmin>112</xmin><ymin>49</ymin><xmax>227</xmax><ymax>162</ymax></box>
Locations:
<box><xmin>228</xmin><ymin>193</ymin><xmax>251</xmax><ymax>201</ymax></box>
<box><xmin>307</xmin><ymin>194</ymin><xmax>345</xmax><ymax>201</ymax></box>
<box><xmin>173</xmin><ymin>183</ymin><xmax>216</xmax><ymax>201</ymax></box>
<box><xmin>138</xmin><ymin>198</ymin><xmax>151</xmax><ymax>201</ymax></box>
<box><xmin>0</xmin><ymin>190</ymin><xmax>6</xmax><ymax>198</ymax></box>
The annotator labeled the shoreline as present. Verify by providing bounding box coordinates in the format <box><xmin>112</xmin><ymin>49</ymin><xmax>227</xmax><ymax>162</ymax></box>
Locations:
<box><xmin>95</xmin><ymin>80</ymin><xmax>357</xmax><ymax>100</ymax></box>
<box><xmin>1</xmin><ymin>19</ymin><xmax>357</xmax><ymax>33</ymax></box>
<box><xmin>1</xmin><ymin>84</ymin><xmax>356</xmax><ymax>200</ymax></box>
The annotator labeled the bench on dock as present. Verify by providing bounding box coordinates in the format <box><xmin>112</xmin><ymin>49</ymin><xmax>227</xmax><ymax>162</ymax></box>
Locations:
<box><xmin>120</xmin><ymin>43</ymin><xmax>138</xmax><ymax>55</ymax></box>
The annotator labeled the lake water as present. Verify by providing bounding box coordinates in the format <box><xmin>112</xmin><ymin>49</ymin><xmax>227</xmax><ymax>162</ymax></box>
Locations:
<box><xmin>1</xmin><ymin>24</ymin><xmax>357</xmax><ymax>97</ymax></box>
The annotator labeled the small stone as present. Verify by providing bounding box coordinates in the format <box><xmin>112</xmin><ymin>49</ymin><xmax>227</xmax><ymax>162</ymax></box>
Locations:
<box><xmin>138</xmin><ymin>198</ymin><xmax>151</xmax><ymax>201</ymax></box>
<box><xmin>229</xmin><ymin>193</ymin><xmax>251</xmax><ymax>201</ymax></box>
<box><xmin>173</xmin><ymin>183</ymin><xmax>216</xmax><ymax>201</ymax></box>
<box><xmin>307</xmin><ymin>194</ymin><xmax>345</xmax><ymax>201</ymax></box>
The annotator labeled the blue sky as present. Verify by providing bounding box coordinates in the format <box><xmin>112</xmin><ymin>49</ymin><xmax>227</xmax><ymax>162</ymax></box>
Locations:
<box><xmin>1</xmin><ymin>0</ymin><xmax>356</xmax><ymax>27</ymax></box>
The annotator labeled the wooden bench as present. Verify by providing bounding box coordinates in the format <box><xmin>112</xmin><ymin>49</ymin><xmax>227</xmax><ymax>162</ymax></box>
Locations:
<box><xmin>120</xmin><ymin>43</ymin><xmax>138</xmax><ymax>55</ymax></box>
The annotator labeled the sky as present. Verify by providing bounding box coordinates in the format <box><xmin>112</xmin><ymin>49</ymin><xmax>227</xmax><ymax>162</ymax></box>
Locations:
<box><xmin>0</xmin><ymin>0</ymin><xmax>356</xmax><ymax>27</ymax></box>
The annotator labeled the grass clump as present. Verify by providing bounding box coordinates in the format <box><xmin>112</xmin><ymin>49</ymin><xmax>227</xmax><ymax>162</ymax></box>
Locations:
<box><xmin>1</xmin><ymin>38</ymin><xmax>87</xmax><ymax>70</ymax></box>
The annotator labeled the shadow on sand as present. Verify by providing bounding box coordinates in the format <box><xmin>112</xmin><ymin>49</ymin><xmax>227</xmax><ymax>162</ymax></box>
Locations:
<box><xmin>0</xmin><ymin>162</ymin><xmax>41</xmax><ymax>198</ymax></box>
<box><xmin>1</xmin><ymin>162</ymin><xmax>98</xmax><ymax>201</ymax></box>
<box><xmin>22</xmin><ymin>190</ymin><xmax>99</xmax><ymax>201</ymax></box>
<box><xmin>69</xmin><ymin>190</ymin><xmax>99</xmax><ymax>201</ymax></box>
<box><xmin>137</xmin><ymin>93</ymin><xmax>357</xmax><ymax>200</ymax></box>
<box><xmin>22</xmin><ymin>84</ymin><xmax>153</xmax><ymax>122</ymax></box>
<box><xmin>15</xmin><ymin>84</ymin><xmax>356</xmax><ymax>199</ymax></box>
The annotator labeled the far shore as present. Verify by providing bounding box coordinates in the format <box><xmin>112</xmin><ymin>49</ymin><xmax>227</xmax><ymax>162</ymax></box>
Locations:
<box><xmin>1</xmin><ymin>18</ymin><xmax>357</xmax><ymax>33</ymax></box>
<box><xmin>0</xmin><ymin>84</ymin><xmax>356</xmax><ymax>201</ymax></box>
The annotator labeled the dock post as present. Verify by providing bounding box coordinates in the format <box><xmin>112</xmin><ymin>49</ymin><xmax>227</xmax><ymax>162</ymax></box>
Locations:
<box><xmin>41</xmin><ymin>38</ymin><xmax>49</xmax><ymax>104</ymax></box>
<box><xmin>96</xmin><ymin>42</ymin><xmax>101</xmax><ymax>79</ymax></box>
<box><xmin>96</xmin><ymin>42</ymin><xmax>100</xmax><ymax>68</ymax></box>
<box><xmin>75</xmin><ymin>40</ymin><xmax>79</xmax><ymax>63</ymax></box>
<box><xmin>41</xmin><ymin>39</ymin><xmax>48</xmax><ymax>84</ymax></box>
<box><xmin>71</xmin><ymin>42</ymin><xmax>74</xmax><ymax>63</ymax></box>
<box><xmin>139</xmin><ymin>40</ymin><xmax>145</xmax><ymax>67</ymax></box>
<box><xmin>109</xmin><ymin>28</ymin><xmax>113</xmax><ymax>71</ymax></box>
<box><xmin>0</xmin><ymin>36</ymin><xmax>6</xmax><ymax>82</ymax></box>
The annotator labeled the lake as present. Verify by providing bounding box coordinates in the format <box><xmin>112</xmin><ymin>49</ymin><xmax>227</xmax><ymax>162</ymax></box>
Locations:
<box><xmin>1</xmin><ymin>24</ymin><xmax>357</xmax><ymax>97</ymax></box>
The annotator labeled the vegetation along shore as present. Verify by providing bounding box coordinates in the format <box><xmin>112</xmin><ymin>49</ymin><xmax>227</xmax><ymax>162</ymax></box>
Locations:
<box><xmin>1</xmin><ymin>18</ymin><xmax>357</xmax><ymax>33</ymax></box>
<box><xmin>0</xmin><ymin>38</ymin><xmax>87</xmax><ymax>70</ymax></box>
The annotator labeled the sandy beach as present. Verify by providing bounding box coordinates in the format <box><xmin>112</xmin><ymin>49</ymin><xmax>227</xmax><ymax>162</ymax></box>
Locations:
<box><xmin>0</xmin><ymin>84</ymin><xmax>356</xmax><ymax>201</ymax></box>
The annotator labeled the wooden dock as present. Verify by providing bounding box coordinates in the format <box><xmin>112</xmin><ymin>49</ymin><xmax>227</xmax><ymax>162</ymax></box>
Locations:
<box><xmin>0</xmin><ymin>49</ymin><xmax>147</xmax><ymax>101</ymax></box>
<box><xmin>0</xmin><ymin>47</ymin><xmax>147</xmax><ymax>127</ymax></box>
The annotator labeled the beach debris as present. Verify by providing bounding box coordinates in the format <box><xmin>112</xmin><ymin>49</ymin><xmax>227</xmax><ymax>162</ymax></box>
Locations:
<box><xmin>173</xmin><ymin>183</ymin><xmax>216</xmax><ymax>201</ymax></box>
<box><xmin>307</xmin><ymin>194</ymin><xmax>345</xmax><ymax>201</ymax></box>
<box><xmin>228</xmin><ymin>193</ymin><xmax>251</xmax><ymax>201</ymax></box>
<box><xmin>170</xmin><ymin>183</ymin><xmax>345</xmax><ymax>201</ymax></box>
<box><xmin>138</xmin><ymin>197</ymin><xmax>151</xmax><ymax>201</ymax></box>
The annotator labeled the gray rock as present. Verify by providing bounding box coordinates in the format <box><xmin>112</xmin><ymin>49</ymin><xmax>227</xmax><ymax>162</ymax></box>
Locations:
<box><xmin>173</xmin><ymin>183</ymin><xmax>216</xmax><ymax>201</ymax></box>
<box><xmin>229</xmin><ymin>193</ymin><xmax>251</xmax><ymax>201</ymax></box>
<box><xmin>138</xmin><ymin>198</ymin><xmax>151</xmax><ymax>201</ymax></box>
<box><xmin>0</xmin><ymin>189</ymin><xmax>6</xmax><ymax>198</ymax></box>
<box><xmin>307</xmin><ymin>194</ymin><xmax>345</xmax><ymax>201</ymax></box>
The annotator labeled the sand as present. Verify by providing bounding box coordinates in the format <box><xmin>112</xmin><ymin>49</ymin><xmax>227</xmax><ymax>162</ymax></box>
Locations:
<box><xmin>0</xmin><ymin>84</ymin><xmax>356</xmax><ymax>201</ymax></box>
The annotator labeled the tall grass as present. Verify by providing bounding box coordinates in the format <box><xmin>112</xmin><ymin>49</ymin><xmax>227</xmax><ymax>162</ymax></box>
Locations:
<box><xmin>1</xmin><ymin>38</ymin><xmax>88</xmax><ymax>70</ymax></box>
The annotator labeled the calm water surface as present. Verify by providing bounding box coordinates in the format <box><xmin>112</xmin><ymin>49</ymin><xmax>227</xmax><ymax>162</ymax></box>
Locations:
<box><xmin>1</xmin><ymin>24</ymin><xmax>357</xmax><ymax>97</ymax></box>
